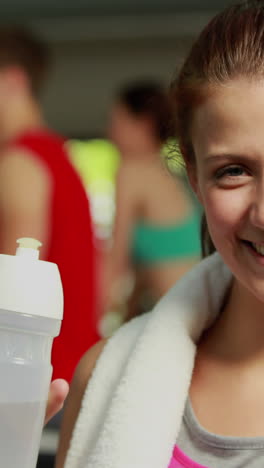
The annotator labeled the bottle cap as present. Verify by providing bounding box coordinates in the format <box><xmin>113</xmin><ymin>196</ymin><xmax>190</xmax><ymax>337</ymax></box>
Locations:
<box><xmin>0</xmin><ymin>238</ymin><xmax>63</xmax><ymax>320</ymax></box>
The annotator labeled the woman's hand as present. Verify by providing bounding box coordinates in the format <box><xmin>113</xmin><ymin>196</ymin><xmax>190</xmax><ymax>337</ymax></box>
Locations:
<box><xmin>45</xmin><ymin>379</ymin><xmax>69</xmax><ymax>425</ymax></box>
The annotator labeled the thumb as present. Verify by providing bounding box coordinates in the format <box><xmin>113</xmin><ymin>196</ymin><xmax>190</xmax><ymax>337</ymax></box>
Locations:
<box><xmin>45</xmin><ymin>379</ymin><xmax>69</xmax><ymax>425</ymax></box>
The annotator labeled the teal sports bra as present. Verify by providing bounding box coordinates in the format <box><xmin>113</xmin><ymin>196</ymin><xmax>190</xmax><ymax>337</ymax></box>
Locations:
<box><xmin>132</xmin><ymin>211</ymin><xmax>201</xmax><ymax>265</ymax></box>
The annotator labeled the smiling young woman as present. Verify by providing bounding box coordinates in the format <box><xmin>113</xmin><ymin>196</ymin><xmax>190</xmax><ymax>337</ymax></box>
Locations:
<box><xmin>55</xmin><ymin>2</ymin><xmax>264</xmax><ymax>468</ymax></box>
<box><xmin>189</xmin><ymin>79</ymin><xmax>264</xmax><ymax>301</ymax></box>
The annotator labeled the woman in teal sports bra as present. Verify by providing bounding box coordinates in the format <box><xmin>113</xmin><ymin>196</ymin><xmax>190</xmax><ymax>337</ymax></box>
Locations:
<box><xmin>102</xmin><ymin>81</ymin><xmax>201</xmax><ymax>323</ymax></box>
<box><xmin>132</xmin><ymin>212</ymin><xmax>201</xmax><ymax>265</ymax></box>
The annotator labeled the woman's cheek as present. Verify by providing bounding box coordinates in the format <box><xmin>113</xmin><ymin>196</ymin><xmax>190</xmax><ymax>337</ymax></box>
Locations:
<box><xmin>203</xmin><ymin>188</ymin><xmax>246</xmax><ymax>240</ymax></box>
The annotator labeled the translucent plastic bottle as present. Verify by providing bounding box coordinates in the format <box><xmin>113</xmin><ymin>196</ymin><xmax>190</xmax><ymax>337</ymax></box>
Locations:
<box><xmin>0</xmin><ymin>238</ymin><xmax>63</xmax><ymax>468</ymax></box>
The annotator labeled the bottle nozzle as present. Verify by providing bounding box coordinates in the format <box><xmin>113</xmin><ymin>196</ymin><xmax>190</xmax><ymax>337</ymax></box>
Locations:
<box><xmin>16</xmin><ymin>238</ymin><xmax>42</xmax><ymax>260</ymax></box>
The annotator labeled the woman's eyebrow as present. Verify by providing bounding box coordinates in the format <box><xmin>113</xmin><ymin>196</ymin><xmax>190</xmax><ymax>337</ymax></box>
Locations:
<box><xmin>204</xmin><ymin>153</ymin><xmax>254</xmax><ymax>164</ymax></box>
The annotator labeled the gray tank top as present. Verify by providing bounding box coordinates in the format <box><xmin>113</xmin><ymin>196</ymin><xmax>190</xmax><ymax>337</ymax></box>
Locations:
<box><xmin>177</xmin><ymin>398</ymin><xmax>264</xmax><ymax>467</ymax></box>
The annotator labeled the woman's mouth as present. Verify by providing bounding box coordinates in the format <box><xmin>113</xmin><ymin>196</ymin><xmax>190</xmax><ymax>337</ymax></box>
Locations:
<box><xmin>242</xmin><ymin>240</ymin><xmax>264</xmax><ymax>256</ymax></box>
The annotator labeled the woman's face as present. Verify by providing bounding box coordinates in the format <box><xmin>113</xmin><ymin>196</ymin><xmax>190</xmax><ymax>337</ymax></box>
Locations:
<box><xmin>108</xmin><ymin>103</ymin><xmax>154</xmax><ymax>156</ymax></box>
<box><xmin>190</xmin><ymin>78</ymin><xmax>264</xmax><ymax>302</ymax></box>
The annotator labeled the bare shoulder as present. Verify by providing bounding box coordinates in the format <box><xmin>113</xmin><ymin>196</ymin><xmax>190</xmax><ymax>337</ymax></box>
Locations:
<box><xmin>71</xmin><ymin>339</ymin><xmax>107</xmax><ymax>392</ymax></box>
<box><xmin>0</xmin><ymin>147</ymin><xmax>51</xmax><ymax>204</ymax></box>
<box><xmin>55</xmin><ymin>339</ymin><xmax>108</xmax><ymax>468</ymax></box>
<box><xmin>0</xmin><ymin>147</ymin><xmax>52</xmax><ymax>221</ymax></box>
<box><xmin>0</xmin><ymin>146</ymin><xmax>49</xmax><ymax>178</ymax></box>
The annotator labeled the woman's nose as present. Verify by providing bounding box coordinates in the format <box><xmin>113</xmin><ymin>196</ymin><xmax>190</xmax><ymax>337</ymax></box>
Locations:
<box><xmin>249</xmin><ymin>187</ymin><xmax>264</xmax><ymax>229</ymax></box>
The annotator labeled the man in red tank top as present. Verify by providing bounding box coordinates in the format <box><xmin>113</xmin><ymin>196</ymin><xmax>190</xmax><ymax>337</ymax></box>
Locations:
<box><xmin>0</xmin><ymin>27</ymin><xmax>99</xmax><ymax>384</ymax></box>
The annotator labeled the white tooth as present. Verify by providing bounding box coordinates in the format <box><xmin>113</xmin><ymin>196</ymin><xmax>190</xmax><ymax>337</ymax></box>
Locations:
<box><xmin>253</xmin><ymin>243</ymin><xmax>264</xmax><ymax>255</ymax></box>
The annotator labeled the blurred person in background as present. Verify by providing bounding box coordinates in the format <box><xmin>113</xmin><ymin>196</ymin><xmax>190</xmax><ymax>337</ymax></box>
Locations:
<box><xmin>0</xmin><ymin>27</ymin><xmax>98</xmax><ymax>383</ymax></box>
<box><xmin>103</xmin><ymin>81</ymin><xmax>201</xmax><ymax>324</ymax></box>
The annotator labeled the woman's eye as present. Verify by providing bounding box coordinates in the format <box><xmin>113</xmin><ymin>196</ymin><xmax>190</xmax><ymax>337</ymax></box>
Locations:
<box><xmin>215</xmin><ymin>165</ymin><xmax>247</xmax><ymax>180</ymax></box>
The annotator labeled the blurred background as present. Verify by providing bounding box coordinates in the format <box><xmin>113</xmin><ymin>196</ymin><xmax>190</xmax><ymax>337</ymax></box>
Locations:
<box><xmin>0</xmin><ymin>0</ymin><xmax>230</xmax><ymax>137</ymax></box>
<box><xmin>0</xmin><ymin>1</ymin><xmax>232</xmax><ymax>467</ymax></box>
<box><xmin>15</xmin><ymin>0</ymin><xmax>231</xmax><ymax>243</ymax></box>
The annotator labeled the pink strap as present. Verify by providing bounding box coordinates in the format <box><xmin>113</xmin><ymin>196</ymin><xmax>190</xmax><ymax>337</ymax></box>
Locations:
<box><xmin>168</xmin><ymin>446</ymin><xmax>209</xmax><ymax>468</ymax></box>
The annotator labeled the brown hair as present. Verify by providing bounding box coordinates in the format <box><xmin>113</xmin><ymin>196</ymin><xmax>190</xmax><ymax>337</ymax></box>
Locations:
<box><xmin>117</xmin><ymin>81</ymin><xmax>175</xmax><ymax>143</ymax></box>
<box><xmin>171</xmin><ymin>0</ymin><xmax>264</xmax><ymax>255</ymax></box>
<box><xmin>0</xmin><ymin>26</ymin><xmax>50</xmax><ymax>95</ymax></box>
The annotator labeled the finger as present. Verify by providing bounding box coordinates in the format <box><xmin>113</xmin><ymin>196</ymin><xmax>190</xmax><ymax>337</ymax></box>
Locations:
<box><xmin>45</xmin><ymin>379</ymin><xmax>69</xmax><ymax>425</ymax></box>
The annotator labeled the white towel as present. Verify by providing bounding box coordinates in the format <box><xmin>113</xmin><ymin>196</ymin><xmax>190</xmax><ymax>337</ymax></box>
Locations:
<box><xmin>65</xmin><ymin>253</ymin><xmax>231</xmax><ymax>468</ymax></box>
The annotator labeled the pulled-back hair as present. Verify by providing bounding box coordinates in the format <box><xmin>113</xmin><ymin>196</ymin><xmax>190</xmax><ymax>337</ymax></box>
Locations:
<box><xmin>0</xmin><ymin>26</ymin><xmax>50</xmax><ymax>95</ymax></box>
<box><xmin>117</xmin><ymin>81</ymin><xmax>175</xmax><ymax>143</ymax></box>
<box><xmin>171</xmin><ymin>0</ymin><xmax>264</xmax><ymax>255</ymax></box>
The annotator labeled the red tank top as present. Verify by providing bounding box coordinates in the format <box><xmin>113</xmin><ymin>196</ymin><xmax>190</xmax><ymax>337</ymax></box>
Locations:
<box><xmin>12</xmin><ymin>130</ymin><xmax>99</xmax><ymax>382</ymax></box>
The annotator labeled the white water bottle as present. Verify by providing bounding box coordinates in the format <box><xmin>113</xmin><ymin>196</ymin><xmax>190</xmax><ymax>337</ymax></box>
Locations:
<box><xmin>0</xmin><ymin>238</ymin><xmax>63</xmax><ymax>468</ymax></box>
